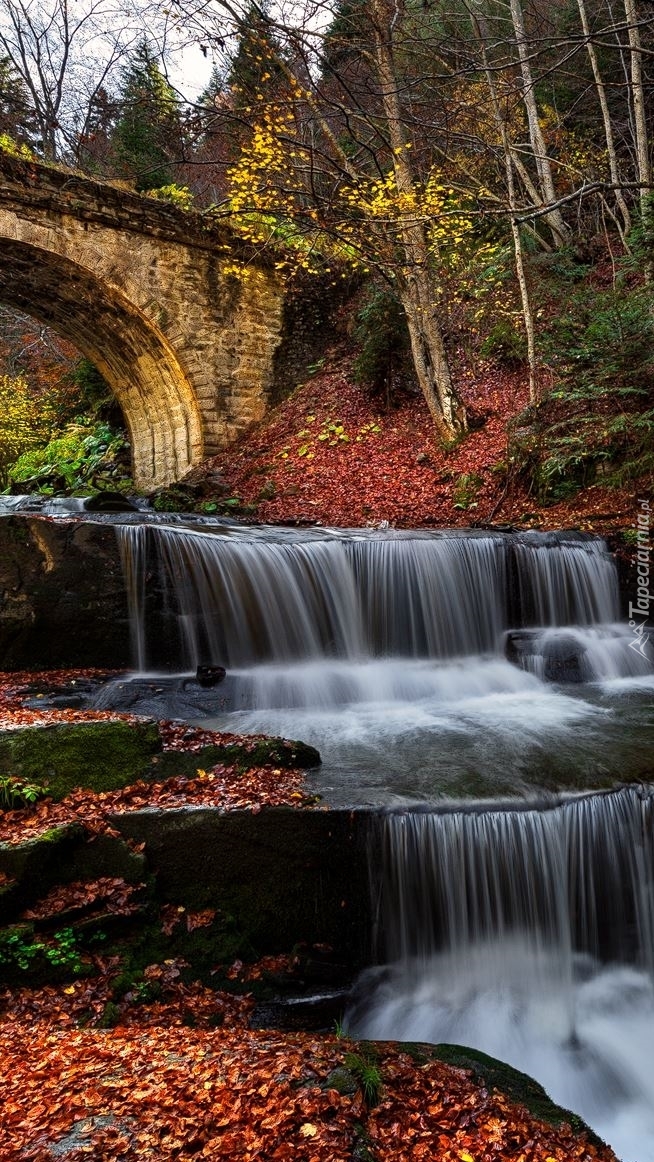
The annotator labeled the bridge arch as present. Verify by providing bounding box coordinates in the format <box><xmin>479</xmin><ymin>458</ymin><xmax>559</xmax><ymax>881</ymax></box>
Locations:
<box><xmin>0</xmin><ymin>238</ymin><xmax>204</xmax><ymax>488</ymax></box>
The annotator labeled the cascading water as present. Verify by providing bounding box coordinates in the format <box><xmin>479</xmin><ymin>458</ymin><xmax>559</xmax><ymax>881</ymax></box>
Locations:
<box><xmin>116</xmin><ymin>525</ymin><xmax>623</xmax><ymax>668</ymax></box>
<box><xmin>347</xmin><ymin>790</ymin><xmax>654</xmax><ymax>1162</ymax></box>
<box><xmin>113</xmin><ymin>522</ymin><xmax>653</xmax><ymax>804</ymax></box>
<box><xmin>112</xmin><ymin>518</ymin><xmax>654</xmax><ymax>1159</ymax></box>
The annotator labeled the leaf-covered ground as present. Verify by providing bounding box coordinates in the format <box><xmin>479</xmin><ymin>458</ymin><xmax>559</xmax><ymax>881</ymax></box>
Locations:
<box><xmin>213</xmin><ymin>353</ymin><xmax>638</xmax><ymax>533</ymax></box>
<box><xmin>0</xmin><ymin>980</ymin><xmax>619</xmax><ymax>1162</ymax></box>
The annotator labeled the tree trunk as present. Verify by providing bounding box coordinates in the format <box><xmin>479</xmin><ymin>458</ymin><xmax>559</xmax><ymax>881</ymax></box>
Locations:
<box><xmin>624</xmin><ymin>0</ymin><xmax>651</xmax><ymax>231</ymax></box>
<box><xmin>508</xmin><ymin>0</ymin><xmax>568</xmax><ymax>246</ymax></box>
<box><xmin>471</xmin><ymin>7</ymin><xmax>538</xmax><ymax>402</ymax></box>
<box><xmin>370</xmin><ymin>0</ymin><xmax>467</xmax><ymax>439</ymax></box>
<box><xmin>399</xmin><ymin>275</ymin><xmax>467</xmax><ymax>439</ymax></box>
<box><xmin>576</xmin><ymin>0</ymin><xmax>631</xmax><ymax>239</ymax></box>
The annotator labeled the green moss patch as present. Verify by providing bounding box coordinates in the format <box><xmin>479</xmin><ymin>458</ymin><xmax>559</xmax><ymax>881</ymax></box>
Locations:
<box><xmin>0</xmin><ymin>720</ymin><xmax>162</xmax><ymax>800</ymax></box>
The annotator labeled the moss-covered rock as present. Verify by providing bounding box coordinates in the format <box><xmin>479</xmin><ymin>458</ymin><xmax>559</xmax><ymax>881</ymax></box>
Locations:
<box><xmin>401</xmin><ymin>1042</ymin><xmax>607</xmax><ymax>1147</ymax></box>
<box><xmin>112</xmin><ymin>806</ymin><xmax>368</xmax><ymax>963</ymax></box>
<box><xmin>153</xmin><ymin>736</ymin><xmax>320</xmax><ymax>781</ymax></box>
<box><xmin>56</xmin><ymin>832</ymin><xmax>148</xmax><ymax>886</ymax></box>
<box><xmin>0</xmin><ymin>720</ymin><xmax>162</xmax><ymax>800</ymax></box>
<box><xmin>0</xmin><ymin>823</ymin><xmax>85</xmax><ymax>921</ymax></box>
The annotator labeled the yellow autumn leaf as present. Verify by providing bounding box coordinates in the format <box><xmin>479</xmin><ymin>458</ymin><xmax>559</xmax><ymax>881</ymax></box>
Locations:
<box><xmin>299</xmin><ymin>1123</ymin><xmax>318</xmax><ymax>1137</ymax></box>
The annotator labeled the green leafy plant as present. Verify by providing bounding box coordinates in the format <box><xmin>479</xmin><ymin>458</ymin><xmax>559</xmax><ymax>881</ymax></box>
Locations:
<box><xmin>453</xmin><ymin>472</ymin><xmax>483</xmax><ymax>510</ymax></box>
<box><xmin>9</xmin><ymin>420</ymin><xmax>131</xmax><ymax>494</ymax></box>
<box><xmin>0</xmin><ymin>774</ymin><xmax>48</xmax><ymax>811</ymax></box>
<box><xmin>0</xmin><ymin>926</ymin><xmax>84</xmax><ymax>975</ymax></box>
<box><xmin>44</xmin><ymin>928</ymin><xmax>84</xmax><ymax>973</ymax></box>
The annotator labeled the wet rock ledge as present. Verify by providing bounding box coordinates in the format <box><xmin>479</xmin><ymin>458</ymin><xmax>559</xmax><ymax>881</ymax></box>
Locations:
<box><xmin>0</xmin><ymin>515</ymin><xmax>130</xmax><ymax>669</ymax></box>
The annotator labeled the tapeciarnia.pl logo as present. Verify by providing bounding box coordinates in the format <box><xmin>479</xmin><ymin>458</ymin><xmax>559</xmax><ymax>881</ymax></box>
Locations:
<box><xmin>629</xmin><ymin>498</ymin><xmax>652</xmax><ymax>656</ymax></box>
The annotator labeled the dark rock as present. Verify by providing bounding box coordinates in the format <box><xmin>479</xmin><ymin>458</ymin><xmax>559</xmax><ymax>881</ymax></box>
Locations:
<box><xmin>0</xmin><ymin>823</ymin><xmax>85</xmax><ymax>921</ymax></box>
<box><xmin>196</xmin><ymin>664</ymin><xmax>226</xmax><ymax>687</ymax></box>
<box><xmin>83</xmin><ymin>491</ymin><xmax>139</xmax><ymax>512</ymax></box>
<box><xmin>250</xmin><ymin>989</ymin><xmax>349</xmax><ymax>1033</ymax></box>
<box><xmin>505</xmin><ymin>629</ymin><xmax>585</xmax><ymax>682</ymax></box>
<box><xmin>323</xmin><ymin>1066</ymin><xmax>360</xmax><ymax>1095</ymax></box>
<box><xmin>0</xmin><ymin>515</ymin><xmax>130</xmax><ymax>669</ymax></box>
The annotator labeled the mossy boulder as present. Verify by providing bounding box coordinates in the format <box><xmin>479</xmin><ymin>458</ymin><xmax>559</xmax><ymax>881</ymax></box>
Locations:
<box><xmin>401</xmin><ymin>1042</ymin><xmax>607</xmax><ymax>1147</ymax></box>
<box><xmin>0</xmin><ymin>823</ymin><xmax>85</xmax><ymax>921</ymax></box>
<box><xmin>0</xmin><ymin>720</ymin><xmax>162</xmax><ymax>800</ymax></box>
<box><xmin>112</xmin><ymin>806</ymin><xmax>368</xmax><ymax>962</ymax></box>
<box><xmin>153</xmin><ymin>735</ymin><xmax>320</xmax><ymax>781</ymax></box>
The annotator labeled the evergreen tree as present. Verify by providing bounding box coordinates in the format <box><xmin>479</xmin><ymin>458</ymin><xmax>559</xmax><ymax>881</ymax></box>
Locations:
<box><xmin>0</xmin><ymin>56</ymin><xmax>37</xmax><ymax>147</ymax></box>
<box><xmin>77</xmin><ymin>87</ymin><xmax>120</xmax><ymax>174</ymax></box>
<box><xmin>112</xmin><ymin>41</ymin><xmax>181</xmax><ymax>190</ymax></box>
<box><xmin>226</xmin><ymin>3</ymin><xmax>285</xmax><ymax>109</ymax></box>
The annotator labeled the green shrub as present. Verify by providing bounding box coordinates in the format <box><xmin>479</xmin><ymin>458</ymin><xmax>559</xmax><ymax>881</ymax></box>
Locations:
<box><xmin>511</xmin><ymin>286</ymin><xmax>654</xmax><ymax>501</ymax></box>
<box><xmin>480</xmin><ymin>319</ymin><xmax>527</xmax><ymax>365</ymax></box>
<box><xmin>0</xmin><ymin>774</ymin><xmax>48</xmax><ymax>811</ymax></box>
<box><xmin>354</xmin><ymin>287</ymin><xmax>412</xmax><ymax>402</ymax></box>
<box><xmin>0</xmin><ymin>374</ymin><xmax>52</xmax><ymax>488</ymax></box>
<box><xmin>453</xmin><ymin>472</ymin><xmax>483</xmax><ymax>510</ymax></box>
<box><xmin>9</xmin><ymin>419</ymin><xmax>131</xmax><ymax>494</ymax></box>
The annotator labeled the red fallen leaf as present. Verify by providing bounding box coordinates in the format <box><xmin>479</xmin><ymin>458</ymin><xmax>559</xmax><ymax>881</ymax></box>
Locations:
<box><xmin>186</xmin><ymin>908</ymin><xmax>216</xmax><ymax>932</ymax></box>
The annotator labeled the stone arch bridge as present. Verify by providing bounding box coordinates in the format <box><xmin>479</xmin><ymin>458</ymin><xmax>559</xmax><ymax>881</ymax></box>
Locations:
<box><xmin>0</xmin><ymin>153</ymin><xmax>286</xmax><ymax>487</ymax></box>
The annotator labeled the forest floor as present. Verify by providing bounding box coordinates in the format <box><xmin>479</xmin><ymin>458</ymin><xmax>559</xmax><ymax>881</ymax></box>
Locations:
<box><xmin>205</xmin><ymin>350</ymin><xmax>642</xmax><ymax>534</ymax></box>
<box><xmin>0</xmin><ymin>993</ymin><xmax>619</xmax><ymax>1162</ymax></box>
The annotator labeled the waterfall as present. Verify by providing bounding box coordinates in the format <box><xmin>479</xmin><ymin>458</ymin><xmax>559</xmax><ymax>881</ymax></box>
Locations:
<box><xmin>114</xmin><ymin>524</ymin><xmax>639</xmax><ymax>674</ymax></box>
<box><xmin>111</xmin><ymin>518</ymin><xmax>654</xmax><ymax>1157</ymax></box>
<box><xmin>511</xmin><ymin>535</ymin><xmax>620</xmax><ymax>626</ymax></box>
<box><xmin>116</xmin><ymin>523</ymin><xmax>148</xmax><ymax>673</ymax></box>
<box><xmin>109</xmin><ymin>521</ymin><xmax>653</xmax><ymax>805</ymax></box>
<box><xmin>370</xmin><ymin>788</ymin><xmax>654</xmax><ymax>974</ymax></box>
<box><xmin>349</xmin><ymin>789</ymin><xmax>654</xmax><ymax>1162</ymax></box>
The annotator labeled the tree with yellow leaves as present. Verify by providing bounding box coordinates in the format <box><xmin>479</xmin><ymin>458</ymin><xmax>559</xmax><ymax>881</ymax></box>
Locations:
<box><xmin>0</xmin><ymin>374</ymin><xmax>51</xmax><ymax>487</ymax></box>
<box><xmin>198</xmin><ymin>0</ymin><xmax>469</xmax><ymax>441</ymax></box>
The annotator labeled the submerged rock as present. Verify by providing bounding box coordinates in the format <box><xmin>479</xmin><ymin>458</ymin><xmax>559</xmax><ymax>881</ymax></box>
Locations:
<box><xmin>505</xmin><ymin>629</ymin><xmax>585</xmax><ymax>682</ymax></box>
